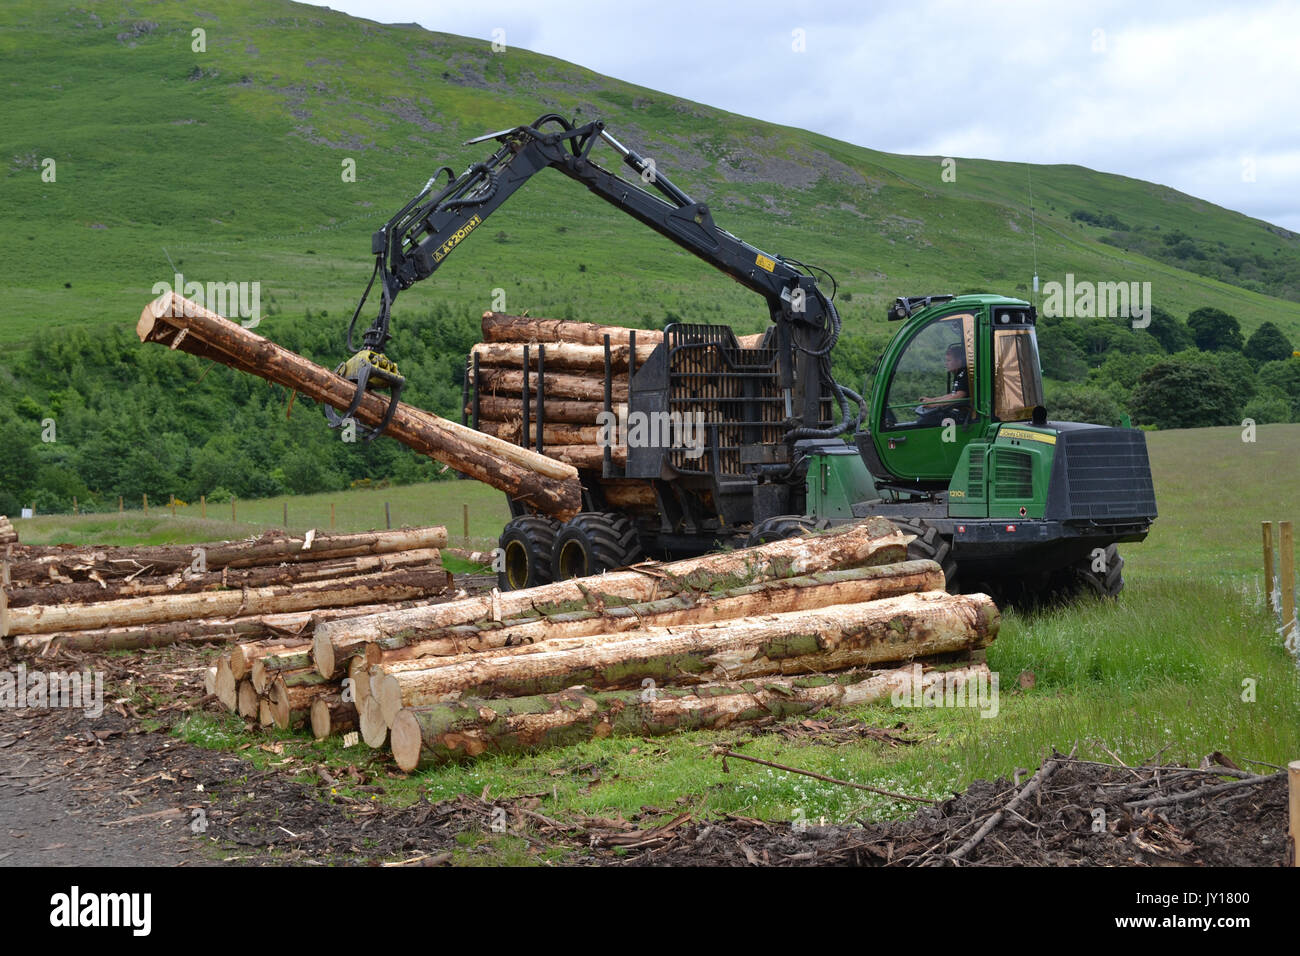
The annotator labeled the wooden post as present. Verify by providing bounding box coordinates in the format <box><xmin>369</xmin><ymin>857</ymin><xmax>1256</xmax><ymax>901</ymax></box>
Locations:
<box><xmin>1</xmin><ymin>545</ymin><xmax>11</xmax><ymax>639</ymax></box>
<box><xmin>170</xmin><ymin>494</ymin><xmax>176</xmax><ymax>517</ymax></box>
<box><xmin>232</xmin><ymin>498</ymin><xmax>237</xmax><ymax>522</ymax></box>
<box><xmin>73</xmin><ymin>496</ymin><xmax>78</xmax><ymax>515</ymax></box>
<box><xmin>330</xmin><ymin>502</ymin><xmax>336</xmax><ymax>529</ymax></box>
<box><xmin>1282</xmin><ymin>521</ymin><xmax>1295</xmax><ymax>645</ymax></box>
<box><xmin>462</xmin><ymin>503</ymin><xmax>470</xmax><ymax>547</ymax></box>
<box><xmin>143</xmin><ymin>493</ymin><xmax>149</xmax><ymax>515</ymax></box>
<box><xmin>118</xmin><ymin>495</ymin><xmax>123</xmax><ymax>513</ymax></box>
<box><xmin>200</xmin><ymin>494</ymin><xmax>206</xmax><ymax>519</ymax></box>
<box><xmin>1264</xmin><ymin>521</ymin><xmax>1276</xmax><ymax>612</ymax></box>
<box><xmin>1290</xmin><ymin>760</ymin><xmax>1300</xmax><ymax>867</ymax></box>
<box><xmin>283</xmin><ymin>501</ymin><xmax>288</xmax><ymax>529</ymax></box>
<box><xmin>385</xmin><ymin>502</ymin><xmax>392</xmax><ymax>530</ymax></box>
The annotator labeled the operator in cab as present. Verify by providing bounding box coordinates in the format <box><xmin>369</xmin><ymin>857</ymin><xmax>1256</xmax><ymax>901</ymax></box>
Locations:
<box><xmin>917</xmin><ymin>343</ymin><xmax>969</xmax><ymax>425</ymax></box>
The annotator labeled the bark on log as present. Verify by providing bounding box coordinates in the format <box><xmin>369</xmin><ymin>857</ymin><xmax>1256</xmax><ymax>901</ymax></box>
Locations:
<box><xmin>368</xmin><ymin>562</ymin><xmax>943</xmax><ymax>673</ymax></box>
<box><xmin>474</xmin><ymin>367</ymin><xmax>628</xmax><ymax>403</ymax></box>
<box><xmin>313</xmin><ymin>516</ymin><xmax>908</xmax><ymax>677</ymax></box>
<box><xmin>599</xmin><ymin>481</ymin><xmax>659</xmax><ymax>509</ymax></box>
<box><xmin>377</xmin><ymin>591</ymin><xmax>997</xmax><ymax>707</ymax></box>
<box><xmin>389</xmin><ymin>663</ymin><xmax>990</xmax><ymax>770</ymax></box>
<box><xmin>471</xmin><ymin>342</ymin><xmax>643</xmax><ymax>373</ymax></box>
<box><xmin>542</xmin><ymin>445</ymin><xmax>627</xmax><ymax>470</ymax></box>
<box><xmin>475</xmin><ymin>421</ymin><xmax>601</xmax><ymax>445</ymax></box>
<box><xmin>481</xmin><ymin>313</ymin><xmax>665</xmax><ymax>347</ymax></box>
<box><xmin>269</xmin><ymin>677</ymin><xmax>331</xmax><ymax>730</ymax></box>
<box><xmin>7</xmin><ymin>568</ymin><xmax>450</xmax><ymax>636</ymax></box>
<box><xmin>137</xmin><ymin>292</ymin><xmax>581</xmax><ymax>519</ymax></box>
<box><xmin>5</xmin><ymin>548</ymin><xmax>444</xmax><ymax>608</ymax></box>
<box><xmin>471</xmin><ymin>395</ymin><xmax>606</xmax><ymax>425</ymax></box>
<box><xmin>479</xmin><ymin>313</ymin><xmax>767</xmax><ymax>350</ymax></box>
<box><xmin>7</xmin><ymin>601</ymin><xmax>425</xmax><ymax>655</ymax></box>
<box><xmin>310</xmin><ymin>694</ymin><xmax>358</xmax><ymax>740</ymax></box>
<box><xmin>231</xmin><ymin>637</ymin><xmax>313</xmax><ymax>681</ymax></box>
<box><xmin>252</xmin><ymin>655</ymin><xmax>320</xmax><ymax>694</ymax></box>
<box><xmin>11</xmin><ymin>527</ymin><xmax>449</xmax><ymax>585</ymax></box>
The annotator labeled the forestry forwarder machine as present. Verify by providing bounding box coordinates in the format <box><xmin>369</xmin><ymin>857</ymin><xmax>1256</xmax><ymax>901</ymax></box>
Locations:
<box><xmin>331</xmin><ymin>113</ymin><xmax>1157</xmax><ymax>601</ymax></box>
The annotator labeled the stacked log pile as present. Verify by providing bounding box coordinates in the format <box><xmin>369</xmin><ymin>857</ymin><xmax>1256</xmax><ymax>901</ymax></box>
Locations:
<box><xmin>0</xmin><ymin>526</ymin><xmax>451</xmax><ymax>655</ymax></box>
<box><xmin>467</xmin><ymin>312</ymin><xmax>767</xmax><ymax>487</ymax></box>
<box><xmin>0</xmin><ymin>516</ymin><xmax>17</xmax><ymax>546</ymax></box>
<box><xmin>202</xmin><ymin>517</ymin><xmax>1000</xmax><ymax>768</ymax></box>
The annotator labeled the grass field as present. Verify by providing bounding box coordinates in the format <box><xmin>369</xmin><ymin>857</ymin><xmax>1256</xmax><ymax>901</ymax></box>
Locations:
<box><xmin>23</xmin><ymin>424</ymin><xmax>1300</xmax><ymax>840</ymax></box>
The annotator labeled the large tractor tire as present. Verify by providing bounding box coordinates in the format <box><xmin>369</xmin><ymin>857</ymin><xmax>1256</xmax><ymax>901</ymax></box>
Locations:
<box><xmin>890</xmin><ymin>517</ymin><xmax>958</xmax><ymax>593</ymax></box>
<box><xmin>1068</xmin><ymin>544</ymin><xmax>1124</xmax><ymax>599</ymax></box>
<box><xmin>551</xmin><ymin>512</ymin><xmax>645</xmax><ymax>581</ymax></box>
<box><xmin>744</xmin><ymin>514</ymin><xmax>829</xmax><ymax>547</ymax></box>
<box><xmin>498</xmin><ymin>515</ymin><xmax>559</xmax><ymax>592</ymax></box>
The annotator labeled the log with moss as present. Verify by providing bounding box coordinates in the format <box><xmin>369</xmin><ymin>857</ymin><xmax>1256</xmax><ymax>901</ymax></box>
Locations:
<box><xmin>5</xmin><ymin>548</ymin><xmax>443</xmax><ymax>608</ymax></box>
<box><xmin>365</xmin><ymin>561</ymin><xmax>943</xmax><ymax>670</ymax></box>
<box><xmin>10</xmin><ymin>526</ymin><xmax>449</xmax><ymax>586</ymax></box>
<box><xmin>389</xmin><ymin>663</ymin><xmax>991</xmax><ymax>770</ymax></box>
<box><xmin>313</xmin><ymin>516</ymin><xmax>909</xmax><ymax>677</ymax></box>
<box><xmin>7</xmin><ymin>569</ymin><xmax>451</xmax><ymax>637</ymax></box>
<box><xmin>376</xmin><ymin>591</ymin><xmax>997</xmax><ymax>710</ymax></box>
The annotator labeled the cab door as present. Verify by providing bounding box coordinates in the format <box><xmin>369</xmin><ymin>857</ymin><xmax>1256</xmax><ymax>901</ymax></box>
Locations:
<box><xmin>873</xmin><ymin>310</ymin><xmax>984</xmax><ymax>482</ymax></box>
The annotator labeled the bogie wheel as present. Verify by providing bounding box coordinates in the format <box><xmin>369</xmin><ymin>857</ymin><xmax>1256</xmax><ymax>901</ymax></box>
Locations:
<box><xmin>890</xmin><ymin>517</ymin><xmax>959</xmax><ymax>592</ymax></box>
<box><xmin>497</xmin><ymin>515</ymin><xmax>559</xmax><ymax>592</ymax></box>
<box><xmin>1070</xmin><ymin>544</ymin><xmax>1124</xmax><ymax>599</ymax></box>
<box><xmin>551</xmin><ymin>512</ymin><xmax>645</xmax><ymax>581</ymax></box>
<box><xmin>745</xmin><ymin>514</ymin><xmax>829</xmax><ymax>547</ymax></box>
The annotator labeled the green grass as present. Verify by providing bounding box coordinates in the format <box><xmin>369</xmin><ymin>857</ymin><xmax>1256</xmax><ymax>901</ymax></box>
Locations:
<box><xmin>1</xmin><ymin>0</ymin><xmax>1297</xmax><ymax>355</ymax></box>
<box><xmin>97</xmin><ymin>424</ymin><xmax>1295</xmax><ymax>834</ymax></box>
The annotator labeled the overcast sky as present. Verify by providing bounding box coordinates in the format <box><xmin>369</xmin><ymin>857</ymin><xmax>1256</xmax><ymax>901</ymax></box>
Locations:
<box><xmin>315</xmin><ymin>0</ymin><xmax>1300</xmax><ymax>231</ymax></box>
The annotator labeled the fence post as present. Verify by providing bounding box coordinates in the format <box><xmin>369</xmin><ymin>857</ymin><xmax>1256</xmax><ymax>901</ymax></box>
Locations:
<box><xmin>232</xmin><ymin>498</ymin><xmax>237</xmax><ymax>523</ymax></box>
<box><xmin>1289</xmin><ymin>760</ymin><xmax>1300</xmax><ymax>867</ymax></box>
<box><xmin>330</xmin><ymin>502</ymin><xmax>336</xmax><ymax>529</ymax></box>
<box><xmin>118</xmin><ymin>496</ymin><xmax>123</xmax><ymax>514</ymax></box>
<box><xmin>283</xmin><ymin>502</ymin><xmax>288</xmax><ymax>529</ymax></box>
<box><xmin>170</xmin><ymin>494</ymin><xmax>176</xmax><ymax>517</ymax></box>
<box><xmin>1281</xmin><ymin>521</ymin><xmax>1295</xmax><ymax>647</ymax></box>
<box><xmin>0</xmin><ymin>545</ymin><xmax>11</xmax><ymax>639</ymax></box>
<box><xmin>1263</xmin><ymin>522</ymin><xmax>1275</xmax><ymax>611</ymax></box>
<box><xmin>463</xmin><ymin>503</ymin><xmax>470</xmax><ymax>547</ymax></box>
<box><xmin>385</xmin><ymin>502</ymin><xmax>391</xmax><ymax>530</ymax></box>
<box><xmin>73</xmin><ymin>496</ymin><xmax>78</xmax><ymax>516</ymax></box>
<box><xmin>143</xmin><ymin>493</ymin><xmax>149</xmax><ymax>515</ymax></box>
<box><xmin>201</xmin><ymin>494</ymin><xmax>206</xmax><ymax>519</ymax></box>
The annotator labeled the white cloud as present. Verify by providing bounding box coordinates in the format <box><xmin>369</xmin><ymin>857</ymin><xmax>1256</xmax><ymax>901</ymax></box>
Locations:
<box><xmin>315</xmin><ymin>0</ymin><xmax>1300</xmax><ymax>230</ymax></box>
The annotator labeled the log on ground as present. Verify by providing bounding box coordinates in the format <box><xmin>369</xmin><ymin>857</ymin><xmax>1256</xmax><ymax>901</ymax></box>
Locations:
<box><xmin>380</xmin><ymin>591</ymin><xmax>998</xmax><ymax>707</ymax></box>
<box><xmin>313</xmin><ymin>515</ymin><xmax>908</xmax><ymax>677</ymax></box>
<box><xmin>390</xmin><ymin>663</ymin><xmax>990</xmax><ymax>770</ymax></box>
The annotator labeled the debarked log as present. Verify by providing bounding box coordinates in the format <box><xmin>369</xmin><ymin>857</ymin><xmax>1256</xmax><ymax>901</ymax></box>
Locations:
<box><xmin>389</xmin><ymin>663</ymin><xmax>991</xmax><ymax>770</ymax></box>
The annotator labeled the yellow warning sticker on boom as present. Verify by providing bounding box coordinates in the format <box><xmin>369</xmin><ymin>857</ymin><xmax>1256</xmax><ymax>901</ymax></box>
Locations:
<box><xmin>755</xmin><ymin>253</ymin><xmax>776</xmax><ymax>272</ymax></box>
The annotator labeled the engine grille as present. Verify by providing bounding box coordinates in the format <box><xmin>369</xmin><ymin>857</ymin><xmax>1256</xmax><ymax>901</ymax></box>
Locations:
<box><xmin>1050</xmin><ymin>427</ymin><xmax>1158</xmax><ymax>521</ymax></box>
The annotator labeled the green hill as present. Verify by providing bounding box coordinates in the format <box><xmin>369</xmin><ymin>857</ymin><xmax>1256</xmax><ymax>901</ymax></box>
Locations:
<box><xmin>1</xmin><ymin>0</ymin><xmax>1297</xmax><ymax>515</ymax></box>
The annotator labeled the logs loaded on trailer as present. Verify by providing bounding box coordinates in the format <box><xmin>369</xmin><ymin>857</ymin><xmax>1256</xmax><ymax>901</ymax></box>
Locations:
<box><xmin>195</xmin><ymin>517</ymin><xmax>1001</xmax><ymax>767</ymax></box>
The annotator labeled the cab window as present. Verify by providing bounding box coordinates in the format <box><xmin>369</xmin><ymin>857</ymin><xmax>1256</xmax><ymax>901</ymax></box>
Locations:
<box><xmin>993</xmin><ymin>328</ymin><xmax>1044</xmax><ymax>421</ymax></box>
<box><xmin>883</xmin><ymin>313</ymin><xmax>976</xmax><ymax>428</ymax></box>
